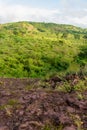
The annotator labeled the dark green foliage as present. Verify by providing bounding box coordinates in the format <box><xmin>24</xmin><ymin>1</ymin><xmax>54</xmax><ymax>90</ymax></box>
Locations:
<box><xmin>83</xmin><ymin>34</ymin><xmax>87</xmax><ymax>39</ymax></box>
<box><xmin>75</xmin><ymin>45</ymin><xmax>87</xmax><ymax>65</ymax></box>
<box><xmin>78</xmin><ymin>45</ymin><xmax>87</xmax><ymax>59</ymax></box>
<box><xmin>74</xmin><ymin>44</ymin><xmax>87</xmax><ymax>75</ymax></box>
<box><xmin>0</xmin><ymin>21</ymin><xmax>87</xmax><ymax>78</ymax></box>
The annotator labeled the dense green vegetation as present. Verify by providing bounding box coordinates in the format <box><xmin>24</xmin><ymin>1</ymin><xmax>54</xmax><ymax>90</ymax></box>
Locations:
<box><xmin>0</xmin><ymin>21</ymin><xmax>87</xmax><ymax>78</ymax></box>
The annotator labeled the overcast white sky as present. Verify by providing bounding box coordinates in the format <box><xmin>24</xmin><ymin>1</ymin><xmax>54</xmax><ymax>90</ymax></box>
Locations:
<box><xmin>0</xmin><ymin>0</ymin><xmax>87</xmax><ymax>28</ymax></box>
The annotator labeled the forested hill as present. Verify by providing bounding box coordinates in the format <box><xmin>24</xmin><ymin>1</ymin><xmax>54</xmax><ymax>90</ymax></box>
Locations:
<box><xmin>0</xmin><ymin>21</ymin><xmax>87</xmax><ymax>78</ymax></box>
<box><xmin>30</xmin><ymin>22</ymin><xmax>87</xmax><ymax>34</ymax></box>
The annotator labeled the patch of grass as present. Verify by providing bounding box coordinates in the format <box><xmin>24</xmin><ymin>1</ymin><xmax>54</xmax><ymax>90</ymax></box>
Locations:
<box><xmin>76</xmin><ymin>92</ymin><xmax>85</xmax><ymax>100</ymax></box>
<box><xmin>0</xmin><ymin>105</ymin><xmax>6</xmax><ymax>110</ymax></box>
<box><xmin>7</xmin><ymin>99</ymin><xmax>18</xmax><ymax>106</ymax></box>
<box><xmin>56</xmin><ymin>79</ymin><xmax>87</xmax><ymax>93</ymax></box>
<box><xmin>74</xmin><ymin>80</ymin><xmax>87</xmax><ymax>92</ymax></box>
<box><xmin>70</xmin><ymin>114</ymin><xmax>83</xmax><ymax>130</ymax></box>
<box><xmin>42</xmin><ymin>124</ymin><xmax>63</xmax><ymax>130</ymax></box>
<box><xmin>25</xmin><ymin>85</ymin><xmax>33</xmax><ymax>91</ymax></box>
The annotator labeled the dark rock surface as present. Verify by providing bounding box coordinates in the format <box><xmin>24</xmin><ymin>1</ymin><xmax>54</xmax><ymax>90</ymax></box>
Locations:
<box><xmin>0</xmin><ymin>78</ymin><xmax>87</xmax><ymax>130</ymax></box>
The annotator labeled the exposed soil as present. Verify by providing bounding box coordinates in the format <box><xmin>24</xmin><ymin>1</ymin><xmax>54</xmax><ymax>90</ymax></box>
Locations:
<box><xmin>0</xmin><ymin>77</ymin><xmax>87</xmax><ymax>130</ymax></box>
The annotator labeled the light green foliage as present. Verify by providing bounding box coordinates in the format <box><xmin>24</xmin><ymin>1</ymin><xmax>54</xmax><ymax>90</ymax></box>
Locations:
<box><xmin>57</xmin><ymin>79</ymin><xmax>87</xmax><ymax>93</ymax></box>
<box><xmin>0</xmin><ymin>21</ymin><xmax>87</xmax><ymax>78</ymax></box>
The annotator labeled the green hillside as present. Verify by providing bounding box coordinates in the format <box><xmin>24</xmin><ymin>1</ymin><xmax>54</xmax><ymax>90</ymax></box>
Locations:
<box><xmin>0</xmin><ymin>21</ymin><xmax>87</xmax><ymax>78</ymax></box>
